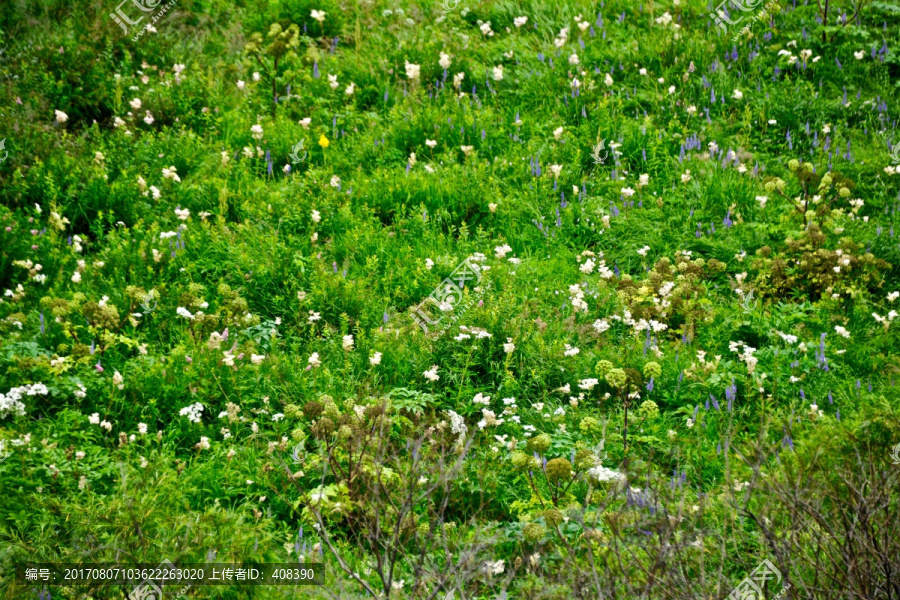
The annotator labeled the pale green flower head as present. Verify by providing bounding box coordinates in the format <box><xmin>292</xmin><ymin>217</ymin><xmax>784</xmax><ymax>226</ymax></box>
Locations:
<box><xmin>526</xmin><ymin>433</ymin><xmax>552</xmax><ymax>454</ymax></box>
<box><xmin>523</xmin><ymin>523</ymin><xmax>547</xmax><ymax>543</ymax></box>
<box><xmin>605</xmin><ymin>368</ymin><xmax>627</xmax><ymax>389</ymax></box>
<box><xmin>545</xmin><ymin>457</ymin><xmax>573</xmax><ymax>484</ymax></box>
<box><xmin>579</xmin><ymin>416</ymin><xmax>601</xmax><ymax>435</ymax></box>
<box><xmin>643</xmin><ymin>361</ymin><xmax>662</xmax><ymax>380</ymax></box>
<box><xmin>639</xmin><ymin>400</ymin><xmax>659</xmax><ymax>420</ymax></box>
<box><xmin>595</xmin><ymin>359</ymin><xmax>614</xmax><ymax>377</ymax></box>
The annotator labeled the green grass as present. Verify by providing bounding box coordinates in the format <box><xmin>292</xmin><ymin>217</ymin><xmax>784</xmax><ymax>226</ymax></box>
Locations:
<box><xmin>1</xmin><ymin>0</ymin><xmax>900</xmax><ymax>598</ymax></box>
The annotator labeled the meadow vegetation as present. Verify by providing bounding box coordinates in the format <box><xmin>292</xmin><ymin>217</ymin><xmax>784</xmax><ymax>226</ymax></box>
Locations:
<box><xmin>1</xmin><ymin>0</ymin><xmax>899</xmax><ymax>598</ymax></box>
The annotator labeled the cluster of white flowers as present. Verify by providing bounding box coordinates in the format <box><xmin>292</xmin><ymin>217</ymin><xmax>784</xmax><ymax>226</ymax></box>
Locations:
<box><xmin>592</xmin><ymin>319</ymin><xmax>610</xmax><ymax>333</ymax></box>
<box><xmin>342</xmin><ymin>335</ymin><xmax>355</xmax><ymax>352</ymax></box>
<box><xmin>655</xmin><ymin>11</ymin><xmax>673</xmax><ymax>26</ymax></box>
<box><xmin>221</xmin><ymin>347</ymin><xmax>240</xmax><ymax>367</ymax></box>
<box><xmin>808</xmin><ymin>403</ymin><xmax>825</xmax><ymax>420</ymax></box>
<box><xmin>729</xmin><ymin>341</ymin><xmax>758</xmax><ymax>373</ymax></box>
<box><xmin>208</xmin><ymin>330</ymin><xmax>226</xmax><ymax>350</ymax></box>
<box><xmin>587</xmin><ymin>465</ymin><xmax>626</xmax><ymax>485</ymax></box>
<box><xmin>872</xmin><ymin>310</ymin><xmax>898</xmax><ymax>329</ymax></box>
<box><xmin>580</xmin><ymin>258</ymin><xmax>595</xmax><ymax>274</ymax></box>
<box><xmin>578</xmin><ymin>378</ymin><xmax>599</xmax><ymax>391</ymax></box>
<box><xmin>447</xmin><ymin>410</ymin><xmax>467</xmax><ymax>439</ymax></box>
<box><xmin>162</xmin><ymin>166</ymin><xmax>180</xmax><ymax>182</ymax></box>
<box><xmin>455</xmin><ymin>328</ymin><xmax>491</xmax><ymax>342</ymax></box>
<box><xmin>499</xmin><ymin>397</ymin><xmax>520</xmax><ymax>424</ymax></box>
<box><xmin>554</xmin><ymin>27</ymin><xmax>568</xmax><ymax>48</ymax></box>
<box><xmin>404</xmin><ymin>61</ymin><xmax>420</xmax><ymax>80</ymax></box>
<box><xmin>776</xmin><ymin>331</ymin><xmax>798</xmax><ymax>344</ymax></box>
<box><xmin>633</xmin><ymin>319</ymin><xmax>667</xmax><ymax>335</ymax></box>
<box><xmin>577</xmin><ymin>251</ymin><xmax>614</xmax><ymax>279</ymax></box>
<box><xmin>241</xmin><ymin>146</ymin><xmax>264</xmax><ymax>159</ymax></box>
<box><xmin>483</xmin><ymin>559</ymin><xmax>505</xmax><ymax>576</ymax></box>
<box><xmin>423</xmin><ymin>365</ymin><xmax>440</xmax><ymax>382</ymax></box>
<box><xmin>569</xmin><ymin>284</ymin><xmax>588</xmax><ymax>313</ymax></box>
<box><xmin>1</xmin><ymin>383</ymin><xmax>48</xmax><ymax>418</ymax></box>
<box><xmin>477</xmin><ymin>408</ymin><xmax>503</xmax><ymax>429</ymax></box>
<box><xmin>179</xmin><ymin>402</ymin><xmax>205</xmax><ymax>423</ymax></box>
<box><xmin>88</xmin><ymin>412</ymin><xmax>112</xmax><ymax>431</ymax></box>
<box><xmin>473</xmin><ymin>393</ymin><xmax>491</xmax><ymax>405</ymax></box>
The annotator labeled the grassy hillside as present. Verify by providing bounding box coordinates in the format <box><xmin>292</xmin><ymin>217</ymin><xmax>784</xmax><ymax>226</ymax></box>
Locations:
<box><xmin>1</xmin><ymin>0</ymin><xmax>899</xmax><ymax>598</ymax></box>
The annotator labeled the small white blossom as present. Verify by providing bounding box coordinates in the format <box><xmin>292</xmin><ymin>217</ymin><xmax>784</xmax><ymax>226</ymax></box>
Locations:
<box><xmin>424</xmin><ymin>365</ymin><xmax>440</xmax><ymax>382</ymax></box>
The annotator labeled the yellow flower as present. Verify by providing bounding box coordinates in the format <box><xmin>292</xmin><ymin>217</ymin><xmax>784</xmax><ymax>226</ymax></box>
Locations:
<box><xmin>318</xmin><ymin>134</ymin><xmax>329</xmax><ymax>148</ymax></box>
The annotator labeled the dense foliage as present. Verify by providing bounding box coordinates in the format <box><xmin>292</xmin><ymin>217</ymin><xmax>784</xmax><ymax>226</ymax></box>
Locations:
<box><xmin>1</xmin><ymin>0</ymin><xmax>899</xmax><ymax>598</ymax></box>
